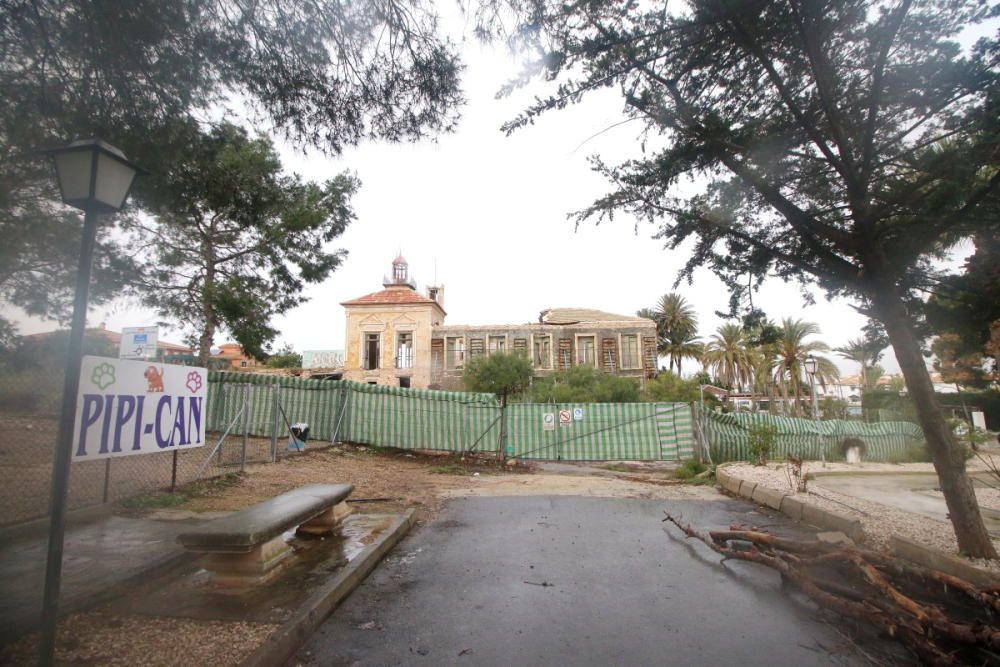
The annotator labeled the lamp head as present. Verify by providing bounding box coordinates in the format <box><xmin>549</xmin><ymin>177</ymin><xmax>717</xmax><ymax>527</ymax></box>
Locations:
<box><xmin>42</xmin><ymin>138</ymin><xmax>144</xmax><ymax>213</ymax></box>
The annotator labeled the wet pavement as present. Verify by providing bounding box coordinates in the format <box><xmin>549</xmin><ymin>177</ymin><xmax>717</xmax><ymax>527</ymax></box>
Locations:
<box><xmin>294</xmin><ymin>496</ymin><xmax>893</xmax><ymax>666</ymax></box>
<box><xmin>0</xmin><ymin>514</ymin><xmax>194</xmax><ymax>646</ymax></box>
<box><xmin>814</xmin><ymin>472</ymin><xmax>1000</xmax><ymax>535</ymax></box>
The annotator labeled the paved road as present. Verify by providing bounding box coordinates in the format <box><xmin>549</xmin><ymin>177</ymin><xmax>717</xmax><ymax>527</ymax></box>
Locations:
<box><xmin>294</xmin><ymin>496</ymin><xmax>888</xmax><ymax>666</ymax></box>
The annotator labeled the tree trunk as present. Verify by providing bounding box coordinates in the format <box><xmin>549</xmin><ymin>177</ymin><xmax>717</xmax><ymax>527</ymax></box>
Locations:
<box><xmin>872</xmin><ymin>284</ymin><xmax>996</xmax><ymax>558</ymax></box>
<box><xmin>198</xmin><ymin>250</ymin><xmax>217</xmax><ymax>367</ymax></box>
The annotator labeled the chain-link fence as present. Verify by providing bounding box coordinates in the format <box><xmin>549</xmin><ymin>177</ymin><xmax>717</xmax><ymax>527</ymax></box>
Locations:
<box><xmin>0</xmin><ymin>372</ymin><xmax>325</xmax><ymax>527</ymax></box>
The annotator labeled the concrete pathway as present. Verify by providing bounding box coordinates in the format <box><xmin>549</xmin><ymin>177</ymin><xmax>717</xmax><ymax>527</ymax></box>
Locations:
<box><xmin>0</xmin><ymin>514</ymin><xmax>198</xmax><ymax>646</ymax></box>
<box><xmin>294</xmin><ymin>496</ymin><xmax>892</xmax><ymax>666</ymax></box>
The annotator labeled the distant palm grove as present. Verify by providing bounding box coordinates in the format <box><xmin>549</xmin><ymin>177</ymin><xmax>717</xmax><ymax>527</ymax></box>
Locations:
<box><xmin>637</xmin><ymin>293</ymin><xmax>860</xmax><ymax>416</ymax></box>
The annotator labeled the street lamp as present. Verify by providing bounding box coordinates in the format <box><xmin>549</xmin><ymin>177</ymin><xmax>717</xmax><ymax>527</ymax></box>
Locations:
<box><xmin>804</xmin><ymin>354</ymin><xmax>823</xmax><ymax>464</ymax></box>
<box><xmin>38</xmin><ymin>138</ymin><xmax>142</xmax><ymax>667</ymax></box>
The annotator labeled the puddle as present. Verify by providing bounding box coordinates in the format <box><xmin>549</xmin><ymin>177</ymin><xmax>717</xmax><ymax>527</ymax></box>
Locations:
<box><xmin>105</xmin><ymin>513</ymin><xmax>397</xmax><ymax>623</ymax></box>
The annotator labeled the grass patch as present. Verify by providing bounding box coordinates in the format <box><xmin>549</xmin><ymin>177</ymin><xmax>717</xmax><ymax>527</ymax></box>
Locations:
<box><xmin>675</xmin><ymin>459</ymin><xmax>707</xmax><ymax>479</ymax></box>
<box><xmin>430</xmin><ymin>464</ymin><xmax>469</xmax><ymax>475</ymax></box>
<box><xmin>182</xmin><ymin>472</ymin><xmax>244</xmax><ymax>496</ymax></box>
<box><xmin>673</xmin><ymin>459</ymin><xmax>714</xmax><ymax>485</ymax></box>
<box><xmin>604</xmin><ymin>463</ymin><xmax>634</xmax><ymax>473</ymax></box>
<box><xmin>120</xmin><ymin>492</ymin><xmax>189</xmax><ymax>511</ymax></box>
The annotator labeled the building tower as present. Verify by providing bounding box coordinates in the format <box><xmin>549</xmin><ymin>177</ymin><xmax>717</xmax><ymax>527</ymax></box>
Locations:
<box><xmin>385</xmin><ymin>254</ymin><xmax>414</xmax><ymax>288</ymax></box>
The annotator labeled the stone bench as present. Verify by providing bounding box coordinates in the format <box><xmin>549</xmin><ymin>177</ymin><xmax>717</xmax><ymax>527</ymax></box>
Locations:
<box><xmin>178</xmin><ymin>483</ymin><xmax>354</xmax><ymax>585</ymax></box>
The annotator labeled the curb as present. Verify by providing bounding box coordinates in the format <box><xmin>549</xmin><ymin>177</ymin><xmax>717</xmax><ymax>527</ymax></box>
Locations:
<box><xmin>717</xmin><ymin>463</ymin><xmax>864</xmax><ymax>542</ymax></box>
<box><xmin>891</xmin><ymin>536</ymin><xmax>1000</xmax><ymax>588</ymax></box>
<box><xmin>240</xmin><ymin>509</ymin><xmax>415</xmax><ymax>667</ymax></box>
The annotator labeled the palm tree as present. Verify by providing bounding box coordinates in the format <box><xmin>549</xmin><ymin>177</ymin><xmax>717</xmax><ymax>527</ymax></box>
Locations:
<box><xmin>653</xmin><ymin>293</ymin><xmax>701</xmax><ymax>374</ymax></box>
<box><xmin>771</xmin><ymin>318</ymin><xmax>839</xmax><ymax>416</ymax></box>
<box><xmin>834</xmin><ymin>336</ymin><xmax>886</xmax><ymax>390</ymax></box>
<box><xmin>662</xmin><ymin>332</ymin><xmax>703</xmax><ymax>375</ymax></box>
<box><xmin>702</xmin><ymin>323</ymin><xmax>754</xmax><ymax>391</ymax></box>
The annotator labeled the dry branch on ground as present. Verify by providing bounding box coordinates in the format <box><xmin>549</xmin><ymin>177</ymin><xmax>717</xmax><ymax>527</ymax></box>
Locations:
<box><xmin>663</xmin><ymin>513</ymin><xmax>1000</xmax><ymax>666</ymax></box>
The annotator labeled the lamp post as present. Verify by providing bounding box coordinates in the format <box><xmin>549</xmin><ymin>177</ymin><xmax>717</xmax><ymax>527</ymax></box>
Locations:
<box><xmin>38</xmin><ymin>138</ymin><xmax>141</xmax><ymax>667</ymax></box>
<box><xmin>804</xmin><ymin>354</ymin><xmax>823</xmax><ymax>464</ymax></box>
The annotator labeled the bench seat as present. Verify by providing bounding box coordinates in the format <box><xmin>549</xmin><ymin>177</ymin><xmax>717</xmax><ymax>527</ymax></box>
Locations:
<box><xmin>177</xmin><ymin>484</ymin><xmax>354</xmax><ymax>586</ymax></box>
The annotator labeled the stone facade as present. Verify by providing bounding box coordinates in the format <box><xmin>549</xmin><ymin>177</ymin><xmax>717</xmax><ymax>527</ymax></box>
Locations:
<box><xmin>340</xmin><ymin>257</ymin><xmax>657</xmax><ymax>390</ymax></box>
<box><xmin>429</xmin><ymin>321</ymin><xmax>657</xmax><ymax>391</ymax></box>
<box><xmin>341</xmin><ymin>256</ymin><xmax>445</xmax><ymax>388</ymax></box>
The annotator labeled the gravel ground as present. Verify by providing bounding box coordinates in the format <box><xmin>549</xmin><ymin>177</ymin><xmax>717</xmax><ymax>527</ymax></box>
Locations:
<box><xmin>171</xmin><ymin>444</ymin><xmax>719</xmax><ymax>522</ymax></box>
<box><xmin>725</xmin><ymin>462</ymin><xmax>1000</xmax><ymax>571</ymax></box>
<box><xmin>923</xmin><ymin>486</ymin><xmax>1000</xmax><ymax>512</ymax></box>
<box><xmin>1</xmin><ymin>610</ymin><xmax>278</xmax><ymax>667</ymax></box>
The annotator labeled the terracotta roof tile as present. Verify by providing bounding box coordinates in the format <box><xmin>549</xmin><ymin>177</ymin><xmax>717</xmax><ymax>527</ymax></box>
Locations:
<box><xmin>341</xmin><ymin>287</ymin><xmax>446</xmax><ymax>313</ymax></box>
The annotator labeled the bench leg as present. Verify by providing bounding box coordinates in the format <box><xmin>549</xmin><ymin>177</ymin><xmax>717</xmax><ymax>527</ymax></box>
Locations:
<box><xmin>201</xmin><ymin>535</ymin><xmax>292</xmax><ymax>587</ymax></box>
<box><xmin>296</xmin><ymin>501</ymin><xmax>353</xmax><ymax>537</ymax></box>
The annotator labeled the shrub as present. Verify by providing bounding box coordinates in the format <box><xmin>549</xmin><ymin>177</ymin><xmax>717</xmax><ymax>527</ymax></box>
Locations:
<box><xmin>643</xmin><ymin>372</ymin><xmax>702</xmax><ymax>403</ymax></box>
<box><xmin>463</xmin><ymin>351</ymin><xmax>533</xmax><ymax>405</ymax></box>
<box><xmin>675</xmin><ymin>459</ymin><xmax>707</xmax><ymax>479</ymax></box>
<box><xmin>747</xmin><ymin>423</ymin><xmax>778</xmax><ymax>466</ymax></box>
<box><xmin>527</xmin><ymin>365</ymin><xmax>640</xmax><ymax>403</ymax></box>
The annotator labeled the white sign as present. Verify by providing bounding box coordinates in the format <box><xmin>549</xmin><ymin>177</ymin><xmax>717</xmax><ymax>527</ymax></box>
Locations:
<box><xmin>72</xmin><ymin>356</ymin><xmax>208</xmax><ymax>462</ymax></box>
<box><xmin>559</xmin><ymin>409</ymin><xmax>572</xmax><ymax>426</ymax></box>
<box><xmin>120</xmin><ymin>326</ymin><xmax>159</xmax><ymax>359</ymax></box>
<box><xmin>302</xmin><ymin>349</ymin><xmax>345</xmax><ymax>369</ymax></box>
<box><xmin>573</xmin><ymin>407</ymin><xmax>584</xmax><ymax>421</ymax></box>
<box><xmin>543</xmin><ymin>413</ymin><xmax>555</xmax><ymax>431</ymax></box>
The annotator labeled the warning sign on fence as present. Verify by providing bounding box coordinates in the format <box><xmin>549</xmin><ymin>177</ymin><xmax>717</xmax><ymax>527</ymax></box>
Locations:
<box><xmin>573</xmin><ymin>407</ymin><xmax>584</xmax><ymax>421</ymax></box>
<box><xmin>559</xmin><ymin>410</ymin><xmax>572</xmax><ymax>426</ymax></box>
<box><xmin>543</xmin><ymin>413</ymin><xmax>555</xmax><ymax>431</ymax></box>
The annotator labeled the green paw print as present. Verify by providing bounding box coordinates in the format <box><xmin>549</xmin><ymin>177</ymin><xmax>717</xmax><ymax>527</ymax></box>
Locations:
<box><xmin>91</xmin><ymin>362</ymin><xmax>116</xmax><ymax>390</ymax></box>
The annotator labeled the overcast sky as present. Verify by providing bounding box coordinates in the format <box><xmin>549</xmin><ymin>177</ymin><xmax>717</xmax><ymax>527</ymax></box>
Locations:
<box><xmin>9</xmin><ymin>11</ymin><xmax>995</xmax><ymax>378</ymax></box>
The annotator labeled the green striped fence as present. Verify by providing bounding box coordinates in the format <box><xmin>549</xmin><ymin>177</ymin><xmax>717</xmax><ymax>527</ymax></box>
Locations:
<box><xmin>337</xmin><ymin>382</ymin><xmax>502</xmax><ymax>453</ymax></box>
<box><xmin>205</xmin><ymin>373</ymin><xmax>696</xmax><ymax>461</ymax></box>
<box><xmin>702</xmin><ymin>410</ymin><xmax>924</xmax><ymax>462</ymax></box>
<box><xmin>505</xmin><ymin>402</ymin><xmax>694</xmax><ymax>461</ymax></box>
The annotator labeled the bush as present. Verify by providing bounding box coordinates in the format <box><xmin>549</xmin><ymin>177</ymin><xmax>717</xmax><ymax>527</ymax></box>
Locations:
<box><xmin>643</xmin><ymin>371</ymin><xmax>714</xmax><ymax>404</ymax></box>
<box><xmin>528</xmin><ymin>365</ymin><xmax>640</xmax><ymax>403</ymax></box>
<box><xmin>675</xmin><ymin>459</ymin><xmax>707</xmax><ymax>479</ymax></box>
<box><xmin>464</xmin><ymin>352</ymin><xmax>534</xmax><ymax>404</ymax></box>
<box><xmin>747</xmin><ymin>423</ymin><xmax>778</xmax><ymax>466</ymax></box>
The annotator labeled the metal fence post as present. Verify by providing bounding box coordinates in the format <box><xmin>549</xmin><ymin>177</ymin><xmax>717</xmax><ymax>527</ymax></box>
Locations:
<box><xmin>497</xmin><ymin>399</ymin><xmax>508</xmax><ymax>462</ymax></box>
<box><xmin>331</xmin><ymin>386</ymin><xmax>349</xmax><ymax>446</ymax></box>
<box><xmin>270</xmin><ymin>383</ymin><xmax>280</xmax><ymax>462</ymax></box>
<box><xmin>241</xmin><ymin>383</ymin><xmax>249</xmax><ymax>472</ymax></box>
<box><xmin>102</xmin><ymin>458</ymin><xmax>111</xmax><ymax>503</ymax></box>
<box><xmin>170</xmin><ymin>450</ymin><xmax>179</xmax><ymax>492</ymax></box>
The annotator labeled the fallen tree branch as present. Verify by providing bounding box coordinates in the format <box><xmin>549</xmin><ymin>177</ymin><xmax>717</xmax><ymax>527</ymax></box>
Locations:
<box><xmin>663</xmin><ymin>513</ymin><xmax>984</xmax><ymax>666</ymax></box>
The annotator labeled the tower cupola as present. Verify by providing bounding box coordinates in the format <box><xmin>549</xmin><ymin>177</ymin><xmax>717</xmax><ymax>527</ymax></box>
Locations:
<box><xmin>384</xmin><ymin>253</ymin><xmax>415</xmax><ymax>288</ymax></box>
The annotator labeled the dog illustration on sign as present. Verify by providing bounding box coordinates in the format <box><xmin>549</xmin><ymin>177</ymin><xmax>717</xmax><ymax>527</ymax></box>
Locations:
<box><xmin>144</xmin><ymin>366</ymin><xmax>165</xmax><ymax>392</ymax></box>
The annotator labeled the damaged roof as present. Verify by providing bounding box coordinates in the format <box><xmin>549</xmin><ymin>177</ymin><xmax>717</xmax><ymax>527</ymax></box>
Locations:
<box><xmin>539</xmin><ymin>308</ymin><xmax>653</xmax><ymax>325</ymax></box>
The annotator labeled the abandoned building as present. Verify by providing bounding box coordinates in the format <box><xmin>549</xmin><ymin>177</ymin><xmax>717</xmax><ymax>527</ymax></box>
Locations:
<box><xmin>341</xmin><ymin>256</ymin><xmax>658</xmax><ymax>390</ymax></box>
